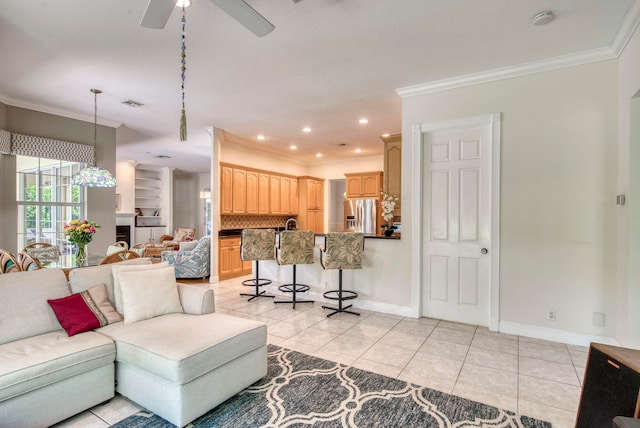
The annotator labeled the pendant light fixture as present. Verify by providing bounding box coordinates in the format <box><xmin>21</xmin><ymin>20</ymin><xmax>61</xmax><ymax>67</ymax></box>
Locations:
<box><xmin>72</xmin><ymin>89</ymin><xmax>118</xmax><ymax>187</ymax></box>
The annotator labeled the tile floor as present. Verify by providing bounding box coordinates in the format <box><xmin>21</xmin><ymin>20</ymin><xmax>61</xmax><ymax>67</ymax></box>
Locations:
<box><xmin>55</xmin><ymin>275</ymin><xmax>586</xmax><ymax>427</ymax></box>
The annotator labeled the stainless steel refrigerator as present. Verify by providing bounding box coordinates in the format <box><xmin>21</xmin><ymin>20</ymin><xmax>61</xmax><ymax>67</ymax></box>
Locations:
<box><xmin>344</xmin><ymin>199</ymin><xmax>377</xmax><ymax>235</ymax></box>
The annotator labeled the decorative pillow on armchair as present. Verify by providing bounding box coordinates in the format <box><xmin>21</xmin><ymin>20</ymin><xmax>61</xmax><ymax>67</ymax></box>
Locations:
<box><xmin>173</xmin><ymin>228</ymin><xmax>196</xmax><ymax>242</ymax></box>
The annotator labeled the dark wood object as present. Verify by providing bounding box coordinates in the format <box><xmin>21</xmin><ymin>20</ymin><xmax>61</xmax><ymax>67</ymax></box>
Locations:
<box><xmin>576</xmin><ymin>343</ymin><xmax>640</xmax><ymax>427</ymax></box>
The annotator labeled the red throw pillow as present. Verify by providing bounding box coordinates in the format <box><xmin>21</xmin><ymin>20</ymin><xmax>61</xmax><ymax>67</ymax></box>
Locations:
<box><xmin>48</xmin><ymin>291</ymin><xmax>108</xmax><ymax>336</ymax></box>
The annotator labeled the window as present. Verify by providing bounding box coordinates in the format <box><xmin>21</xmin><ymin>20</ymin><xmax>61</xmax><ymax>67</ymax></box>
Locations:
<box><xmin>16</xmin><ymin>156</ymin><xmax>85</xmax><ymax>254</ymax></box>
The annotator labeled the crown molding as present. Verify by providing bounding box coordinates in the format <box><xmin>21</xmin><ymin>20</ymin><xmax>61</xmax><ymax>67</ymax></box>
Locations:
<box><xmin>0</xmin><ymin>94</ymin><xmax>122</xmax><ymax>128</ymax></box>
<box><xmin>396</xmin><ymin>47</ymin><xmax>617</xmax><ymax>98</ymax></box>
<box><xmin>397</xmin><ymin>1</ymin><xmax>640</xmax><ymax>98</ymax></box>
<box><xmin>612</xmin><ymin>0</ymin><xmax>640</xmax><ymax>56</ymax></box>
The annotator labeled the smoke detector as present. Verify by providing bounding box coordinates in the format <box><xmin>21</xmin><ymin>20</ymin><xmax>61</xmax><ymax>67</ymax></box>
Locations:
<box><xmin>533</xmin><ymin>11</ymin><xmax>554</xmax><ymax>26</ymax></box>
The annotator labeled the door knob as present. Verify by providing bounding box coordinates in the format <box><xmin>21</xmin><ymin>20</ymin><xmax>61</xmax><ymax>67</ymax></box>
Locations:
<box><xmin>481</xmin><ymin>248</ymin><xmax>488</xmax><ymax>254</ymax></box>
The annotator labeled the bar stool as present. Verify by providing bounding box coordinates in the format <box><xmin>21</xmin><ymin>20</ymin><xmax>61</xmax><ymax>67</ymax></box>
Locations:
<box><xmin>320</xmin><ymin>232</ymin><xmax>364</xmax><ymax>317</ymax></box>
<box><xmin>274</xmin><ymin>230</ymin><xmax>315</xmax><ymax>309</ymax></box>
<box><xmin>240</xmin><ymin>228</ymin><xmax>276</xmax><ymax>301</ymax></box>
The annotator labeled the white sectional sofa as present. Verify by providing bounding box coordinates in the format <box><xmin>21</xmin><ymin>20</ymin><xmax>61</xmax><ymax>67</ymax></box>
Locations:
<box><xmin>0</xmin><ymin>260</ymin><xmax>267</xmax><ymax>428</ymax></box>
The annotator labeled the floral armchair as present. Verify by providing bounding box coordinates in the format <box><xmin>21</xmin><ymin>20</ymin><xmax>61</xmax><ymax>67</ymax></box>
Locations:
<box><xmin>161</xmin><ymin>235</ymin><xmax>210</xmax><ymax>279</ymax></box>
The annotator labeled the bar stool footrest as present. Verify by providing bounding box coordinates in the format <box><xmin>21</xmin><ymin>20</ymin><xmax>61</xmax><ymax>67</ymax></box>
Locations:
<box><xmin>242</xmin><ymin>278</ymin><xmax>272</xmax><ymax>287</ymax></box>
<box><xmin>279</xmin><ymin>283</ymin><xmax>310</xmax><ymax>293</ymax></box>
<box><xmin>323</xmin><ymin>290</ymin><xmax>358</xmax><ymax>301</ymax></box>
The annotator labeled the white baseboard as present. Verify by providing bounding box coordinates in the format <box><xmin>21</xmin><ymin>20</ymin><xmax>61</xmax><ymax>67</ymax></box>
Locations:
<box><xmin>351</xmin><ymin>299</ymin><xmax>415</xmax><ymax>318</ymax></box>
<box><xmin>499</xmin><ymin>321</ymin><xmax>620</xmax><ymax>347</ymax></box>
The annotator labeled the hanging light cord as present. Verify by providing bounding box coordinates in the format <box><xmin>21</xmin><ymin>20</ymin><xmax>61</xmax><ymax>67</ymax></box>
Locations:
<box><xmin>180</xmin><ymin>5</ymin><xmax>187</xmax><ymax>141</ymax></box>
<box><xmin>91</xmin><ymin>88</ymin><xmax>102</xmax><ymax>166</ymax></box>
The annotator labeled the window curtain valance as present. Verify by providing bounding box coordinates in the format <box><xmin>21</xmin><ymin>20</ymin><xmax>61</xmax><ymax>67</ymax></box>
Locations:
<box><xmin>0</xmin><ymin>129</ymin><xmax>95</xmax><ymax>165</ymax></box>
<box><xmin>0</xmin><ymin>129</ymin><xmax>10</xmax><ymax>154</ymax></box>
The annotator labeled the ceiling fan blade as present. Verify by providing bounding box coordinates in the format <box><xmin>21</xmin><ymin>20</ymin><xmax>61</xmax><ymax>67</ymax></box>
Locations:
<box><xmin>140</xmin><ymin>0</ymin><xmax>176</xmax><ymax>29</ymax></box>
<box><xmin>209</xmin><ymin>0</ymin><xmax>275</xmax><ymax>37</ymax></box>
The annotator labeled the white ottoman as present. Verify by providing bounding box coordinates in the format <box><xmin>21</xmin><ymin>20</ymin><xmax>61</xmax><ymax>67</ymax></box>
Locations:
<box><xmin>98</xmin><ymin>312</ymin><xmax>267</xmax><ymax>427</ymax></box>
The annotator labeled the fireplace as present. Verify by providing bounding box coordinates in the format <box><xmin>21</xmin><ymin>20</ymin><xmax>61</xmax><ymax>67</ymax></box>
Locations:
<box><xmin>116</xmin><ymin>213</ymin><xmax>136</xmax><ymax>247</ymax></box>
<box><xmin>116</xmin><ymin>225</ymin><xmax>131</xmax><ymax>247</ymax></box>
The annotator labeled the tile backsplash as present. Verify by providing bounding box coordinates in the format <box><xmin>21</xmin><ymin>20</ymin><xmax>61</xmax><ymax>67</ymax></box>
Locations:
<box><xmin>220</xmin><ymin>215</ymin><xmax>294</xmax><ymax>230</ymax></box>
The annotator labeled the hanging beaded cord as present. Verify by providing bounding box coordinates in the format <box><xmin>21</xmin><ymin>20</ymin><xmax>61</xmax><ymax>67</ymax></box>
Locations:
<box><xmin>180</xmin><ymin>5</ymin><xmax>187</xmax><ymax>141</ymax></box>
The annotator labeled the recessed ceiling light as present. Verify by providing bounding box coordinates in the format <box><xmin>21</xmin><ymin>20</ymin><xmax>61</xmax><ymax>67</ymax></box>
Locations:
<box><xmin>176</xmin><ymin>0</ymin><xmax>191</xmax><ymax>7</ymax></box>
<box><xmin>302</xmin><ymin>127</ymin><xmax>311</xmax><ymax>133</ymax></box>
<box><xmin>359</xmin><ymin>118</ymin><xmax>368</xmax><ymax>124</ymax></box>
<box><xmin>381</xmin><ymin>133</ymin><xmax>390</xmax><ymax>138</ymax></box>
<box><xmin>355</xmin><ymin>148</ymin><xmax>362</xmax><ymax>153</ymax></box>
<box><xmin>257</xmin><ymin>135</ymin><xmax>266</xmax><ymax>140</ymax></box>
<box><xmin>289</xmin><ymin>145</ymin><xmax>297</xmax><ymax>150</ymax></box>
<box><xmin>315</xmin><ymin>153</ymin><xmax>323</xmax><ymax>158</ymax></box>
<box><xmin>533</xmin><ymin>10</ymin><xmax>554</xmax><ymax>26</ymax></box>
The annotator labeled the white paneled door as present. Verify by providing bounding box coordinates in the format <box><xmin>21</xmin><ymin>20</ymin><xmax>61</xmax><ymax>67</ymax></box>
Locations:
<box><xmin>421</xmin><ymin>124</ymin><xmax>492</xmax><ymax>325</ymax></box>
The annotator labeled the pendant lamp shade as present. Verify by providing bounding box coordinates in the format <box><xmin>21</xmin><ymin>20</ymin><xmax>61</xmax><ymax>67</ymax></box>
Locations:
<box><xmin>72</xmin><ymin>89</ymin><xmax>117</xmax><ymax>188</ymax></box>
<box><xmin>72</xmin><ymin>166</ymin><xmax>117</xmax><ymax>187</ymax></box>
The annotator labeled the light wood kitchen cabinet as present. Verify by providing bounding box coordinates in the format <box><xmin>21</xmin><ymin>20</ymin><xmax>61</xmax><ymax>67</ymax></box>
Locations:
<box><xmin>258</xmin><ymin>173</ymin><xmax>270</xmax><ymax>214</ymax></box>
<box><xmin>382</xmin><ymin>133</ymin><xmax>401</xmax><ymax>216</ymax></box>
<box><xmin>232</xmin><ymin>168</ymin><xmax>246</xmax><ymax>213</ymax></box>
<box><xmin>218</xmin><ymin>237</ymin><xmax>252</xmax><ymax>280</ymax></box>
<box><xmin>345</xmin><ymin>171</ymin><xmax>383</xmax><ymax>199</ymax></box>
<box><xmin>304</xmin><ymin>209</ymin><xmax>324</xmax><ymax>234</ymax></box>
<box><xmin>269</xmin><ymin>175</ymin><xmax>281</xmax><ymax>214</ymax></box>
<box><xmin>298</xmin><ymin>176</ymin><xmax>324</xmax><ymax>233</ymax></box>
<box><xmin>220</xmin><ymin>162</ymin><xmax>304</xmax><ymax>217</ymax></box>
<box><xmin>289</xmin><ymin>178</ymin><xmax>298</xmax><ymax>215</ymax></box>
<box><xmin>221</xmin><ymin>164</ymin><xmax>248</xmax><ymax>214</ymax></box>
<box><xmin>246</xmin><ymin>170</ymin><xmax>259</xmax><ymax>214</ymax></box>
<box><xmin>221</xmin><ymin>166</ymin><xmax>233</xmax><ymax>214</ymax></box>
<box><xmin>305</xmin><ymin>179</ymin><xmax>324</xmax><ymax>210</ymax></box>
<box><xmin>280</xmin><ymin>176</ymin><xmax>290</xmax><ymax>214</ymax></box>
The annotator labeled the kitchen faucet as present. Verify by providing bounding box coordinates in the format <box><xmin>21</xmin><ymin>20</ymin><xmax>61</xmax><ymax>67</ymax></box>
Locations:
<box><xmin>285</xmin><ymin>218</ymin><xmax>298</xmax><ymax>230</ymax></box>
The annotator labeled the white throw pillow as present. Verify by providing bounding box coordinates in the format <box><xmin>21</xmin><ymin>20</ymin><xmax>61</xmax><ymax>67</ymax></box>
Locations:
<box><xmin>117</xmin><ymin>266</ymin><xmax>183</xmax><ymax>324</ymax></box>
<box><xmin>111</xmin><ymin>261</ymin><xmax>169</xmax><ymax>313</ymax></box>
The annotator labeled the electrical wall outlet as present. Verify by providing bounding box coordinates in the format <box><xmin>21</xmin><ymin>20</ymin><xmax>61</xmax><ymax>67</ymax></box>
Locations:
<box><xmin>547</xmin><ymin>310</ymin><xmax>556</xmax><ymax>321</ymax></box>
<box><xmin>593</xmin><ymin>312</ymin><xmax>605</xmax><ymax>327</ymax></box>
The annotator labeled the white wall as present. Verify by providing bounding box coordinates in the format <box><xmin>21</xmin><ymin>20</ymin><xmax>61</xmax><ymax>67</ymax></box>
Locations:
<box><xmin>221</xmin><ymin>138</ymin><xmax>308</xmax><ymax>176</ymax></box>
<box><xmin>173</xmin><ymin>172</ymin><xmax>198</xmax><ymax>234</ymax></box>
<box><xmin>221</xmin><ymin>136</ymin><xmax>384</xmax><ymax>179</ymax></box>
<box><xmin>307</xmin><ymin>155</ymin><xmax>383</xmax><ymax>179</ymax></box>
<box><xmin>115</xmin><ymin>161</ymin><xmax>136</xmax><ymax>214</ymax></box>
<box><xmin>617</xmin><ymin>23</ymin><xmax>640</xmax><ymax>348</ymax></box>
<box><xmin>402</xmin><ymin>60</ymin><xmax>619</xmax><ymax>340</ymax></box>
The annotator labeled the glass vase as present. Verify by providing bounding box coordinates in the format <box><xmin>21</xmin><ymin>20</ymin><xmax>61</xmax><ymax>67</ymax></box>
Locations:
<box><xmin>75</xmin><ymin>243</ymin><xmax>87</xmax><ymax>266</ymax></box>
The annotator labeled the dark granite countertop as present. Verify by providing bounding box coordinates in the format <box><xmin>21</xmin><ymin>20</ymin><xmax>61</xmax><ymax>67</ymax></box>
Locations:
<box><xmin>218</xmin><ymin>228</ymin><xmax>400</xmax><ymax>240</ymax></box>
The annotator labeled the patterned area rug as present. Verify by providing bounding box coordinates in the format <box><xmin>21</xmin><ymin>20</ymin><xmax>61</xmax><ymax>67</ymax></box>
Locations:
<box><xmin>112</xmin><ymin>345</ymin><xmax>551</xmax><ymax>427</ymax></box>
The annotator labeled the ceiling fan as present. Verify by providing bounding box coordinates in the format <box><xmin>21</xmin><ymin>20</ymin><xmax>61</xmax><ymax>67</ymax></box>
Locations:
<box><xmin>140</xmin><ymin>0</ymin><xmax>275</xmax><ymax>37</ymax></box>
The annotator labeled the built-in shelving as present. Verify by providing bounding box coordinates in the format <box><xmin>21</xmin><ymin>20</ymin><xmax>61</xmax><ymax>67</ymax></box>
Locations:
<box><xmin>134</xmin><ymin>166</ymin><xmax>169</xmax><ymax>231</ymax></box>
